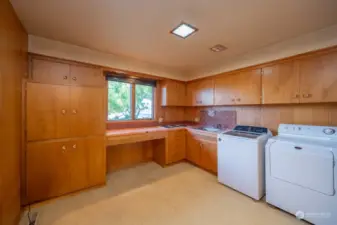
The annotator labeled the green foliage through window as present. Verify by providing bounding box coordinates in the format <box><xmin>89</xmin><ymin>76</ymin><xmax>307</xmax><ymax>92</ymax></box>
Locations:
<box><xmin>107</xmin><ymin>81</ymin><xmax>154</xmax><ymax>121</ymax></box>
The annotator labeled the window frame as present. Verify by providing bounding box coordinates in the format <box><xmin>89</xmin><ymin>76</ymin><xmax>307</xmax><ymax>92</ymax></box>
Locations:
<box><xmin>107</xmin><ymin>80</ymin><xmax>156</xmax><ymax>122</ymax></box>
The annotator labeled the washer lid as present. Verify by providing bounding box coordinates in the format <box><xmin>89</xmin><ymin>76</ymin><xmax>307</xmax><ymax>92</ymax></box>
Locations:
<box><xmin>269</xmin><ymin>140</ymin><xmax>335</xmax><ymax>196</ymax></box>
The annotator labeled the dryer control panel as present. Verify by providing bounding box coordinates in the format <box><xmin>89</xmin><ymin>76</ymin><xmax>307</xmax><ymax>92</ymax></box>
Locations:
<box><xmin>278</xmin><ymin>124</ymin><xmax>337</xmax><ymax>139</ymax></box>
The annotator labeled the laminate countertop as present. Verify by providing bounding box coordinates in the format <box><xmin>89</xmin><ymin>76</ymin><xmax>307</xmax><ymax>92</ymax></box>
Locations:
<box><xmin>106</xmin><ymin>126</ymin><xmax>219</xmax><ymax>139</ymax></box>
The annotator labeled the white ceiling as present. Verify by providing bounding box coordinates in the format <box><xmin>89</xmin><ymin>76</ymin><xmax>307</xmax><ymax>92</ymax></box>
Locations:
<box><xmin>10</xmin><ymin>0</ymin><xmax>337</xmax><ymax>76</ymax></box>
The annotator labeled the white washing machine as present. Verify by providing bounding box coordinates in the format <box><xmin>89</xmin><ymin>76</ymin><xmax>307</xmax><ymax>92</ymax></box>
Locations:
<box><xmin>266</xmin><ymin>124</ymin><xmax>337</xmax><ymax>225</ymax></box>
<box><xmin>218</xmin><ymin>125</ymin><xmax>272</xmax><ymax>200</ymax></box>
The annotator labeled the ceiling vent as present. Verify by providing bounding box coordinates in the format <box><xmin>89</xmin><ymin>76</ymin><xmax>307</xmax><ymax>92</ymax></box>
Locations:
<box><xmin>210</xmin><ymin>44</ymin><xmax>227</xmax><ymax>52</ymax></box>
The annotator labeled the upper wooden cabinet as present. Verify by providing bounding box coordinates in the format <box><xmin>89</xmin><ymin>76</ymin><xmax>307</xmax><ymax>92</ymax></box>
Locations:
<box><xmin>298</xmin><ymin>51</ymin><xmax>337</xmax><ymax>103</ymax></box>
<box><xmin>186</xmin><ymin>78</ymin><xmax>214</xmax><ymax>106</ymax></box>
<box><xmin>262</xmin><ymin>61</ymin><xmax>300</xmax><ymax>104</ymax></box>
<box><xmin>215</xmin><ymin>69</ymin><xmax>261</xmax><ymax>105</ymax></box>
<box><xmin>161</xmin><ymin>80</ymin><xmax>186</xmax><ymax>106</ymax></box>
<box><xmin>31</xmin><ymin>58</ymin><xmax>104</xmax><ymax>87</ymax></box>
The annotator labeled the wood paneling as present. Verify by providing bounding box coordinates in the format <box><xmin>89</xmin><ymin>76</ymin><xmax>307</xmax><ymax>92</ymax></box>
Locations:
<box><xmin>106</xmin><ymin>142</ymin><xmax>153</xmax><ymax>172</ymax></box>
<box><xmin>0</xmin><ymin>1</ymin><xmax>27</xmax><ymax>224</ymax></box>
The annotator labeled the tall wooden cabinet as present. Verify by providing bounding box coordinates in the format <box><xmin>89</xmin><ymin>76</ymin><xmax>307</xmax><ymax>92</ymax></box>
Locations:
<box><xmin>25</xmin><ymin>57</ymin><xmax>106</xmax><ymax>203</ymax></box>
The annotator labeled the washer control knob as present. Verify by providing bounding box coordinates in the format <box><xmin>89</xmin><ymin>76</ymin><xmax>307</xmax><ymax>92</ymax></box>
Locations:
<box><xmin>218</xmin><ymin>138</ymin><xmax>222</xmax><ymax>142</ymax></box>
<box><xmin>323</xmin><ymin>128</ymin><xmax>335</xmax><ymax>135</ymax></box>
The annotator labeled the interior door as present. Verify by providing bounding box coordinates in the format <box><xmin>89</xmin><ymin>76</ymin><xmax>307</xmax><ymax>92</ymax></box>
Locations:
<box><xmin>262</xmin><ymin>61</ymin><xmax>300</xmax><ymax>104</ymax></box>
<box><xmin>70</xmin><ymin>86</ymin><xmax>105</xmax><ymax>137</ymax></box>
<box><xmin>199</xmin><ymin>139</ymin><xmax>217</xmax><ymax>173</ymax></box>
<box><xmin>26</xmin><ymin>140</ymin><xmax>71</xmax><ymax>203</ymax></box>
<box><xmin>68</xmin><ymin>137</ymin><xmax>106</xmax><ymax>192</ymax></box>
<box><xmin>299</xmin><ymin>51</ymin><xmax>337</xmax><ymax>103</ymax></box>
<box><xmin>269</xmin><ymin>141</ymin><xmax>335</xmax><ymax>195</ymax></box>
<box><xmin>27</xmin><ymin>83</ymin><xmax>70</xmax><ymax>141</ymax></box>
<box><xmin>235</xmin><ymin>69</ymin><xmax>261</xmax><ymax>105</ymax></box>
<box><xmin>214</xmin><ymin>74</ymin><xmax>236</xmax><ymax>105</ymax></box>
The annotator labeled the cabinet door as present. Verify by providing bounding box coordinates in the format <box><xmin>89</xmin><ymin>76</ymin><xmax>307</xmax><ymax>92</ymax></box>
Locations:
<box><xmin>214</xmin><ymin>74</ymin><xmax>237</xmax><ymax>105</ymax></box>
<box><xmin>31</xmin><ymin>59</ymin><xmax>70</xmax><ymax>85</ymax></box>
<box><xmin>262</xmin><ymin>61</ymin><xmax>300</xmax><ymax>104</ymax></box>
<box><xmin>26</xmin><ymin>140</ymin><xmax>71</xmax><ymax>203</ymax></box>
<box><xmin>27</xmin><ymin>83</ymin><xmax>70</xmax><ymax>141</ymax></box>
<box><xmin>195</xmin><ymin>79</ymin><xmax>214</xmax><ymax>106</ymax></box>
<box><xmin>161</xmin><ymin>80</ymin><xmax>186</xmax><ymax>106</ymax></box>
<box><xmin>167</xmin><ymin>130</ymin><xmax>186</xmax><ymax>164</ymax></box>
<box><xmin>186</xmin><ymin>82</ymin><xmax>197</xmax><ymax>106</ymax></box>
<box><xmin>199</xmin><ymin>140</ymin><xmax>217</xmax><ymax>173</ymax></box>
<box><xmin>299</xmin><ymin>51</ymin><xmax>337</xmax><ymax>103</ymax></box>
<box><xmin>186</xmin><ymin>132</ymin><xmax>201</xmax><ymax>165</ymax></box>
<box><xmin>70</xmin><ymin>86</ymin><xmax>105</xmax><ymax>137</ymax></box>
<box><xmin>235</xmin><ymin>69</ymin><xmax>261</xmax><ymax>105</ymax></box>
<box><xmin>70</xmin><ymin>65</ymin><xmax>105</xmax><ymax>87</ymax></box>
<box><xmin>68</xmin><ymin>137</ymin><xmax>106</xmax><ymax>192</ymax></box>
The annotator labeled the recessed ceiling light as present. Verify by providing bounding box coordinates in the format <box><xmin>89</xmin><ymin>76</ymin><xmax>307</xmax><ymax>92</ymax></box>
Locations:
<box><xmin>210</xmin><ymin>44</ymin><xmax>227</xmax><ymax>52</ymax></box>
<box><xmin>170</xmin><ymin>22</ymin><xmax>198</xmax><ymax>39</ymax></box>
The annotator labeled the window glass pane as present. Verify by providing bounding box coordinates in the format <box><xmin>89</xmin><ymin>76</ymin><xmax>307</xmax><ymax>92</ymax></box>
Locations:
<box><xmin>135</xmin><ymin>84</ymin><xmax>154</xmax><ymax>120</ymax></box>
<box><xmin>107</xmin><ymin>81</ymin><xmax>131</xmax><ymax>121</ymax></box>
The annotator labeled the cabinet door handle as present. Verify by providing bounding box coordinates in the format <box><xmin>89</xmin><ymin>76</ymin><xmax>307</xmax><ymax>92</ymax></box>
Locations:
<box><xmin>302</xmin><ymin>93</ymin><xmax>311</xmax><ymax>98</ymax></box>
<box><xmin>232</xmin><ymin>99</ymin><xmax>235</xmax><ymax>102</ymax></box>
<box><xmin>293</xmin><ymin>93</ymin><xmax>300</xmax><ymax>99</ymax></box>
<box><xmin>63</xmin><ymin>76</ymin><xmax>68</xmax><ymax>80</ymax></box>
<box><xmin>236</xmin><ymin>98</ymin><xmax>241</xmax><ymax>102</ymax></box>
<box><xmin>61</xmin><ymin>145</ymin><xmax>66</xmax><ymax>153</ymax></box>
<box><xmin>72</xmin><ymin>77</ymin><xmax>77</xmax><ymax>81</ymax></box>
<box><xmin>61</xmin><ymin>109</ymin><xmax>67</xmax><ymax>115</ymax></box>
<box><xmin>73</xmin><ymin>144</ymin><xmax>77</xmax><ymax>149</ymax></box>
<box><xmin>72</xmin><ymin>109</ymin><xmax>77</xmax><ymax>114</ymax></box>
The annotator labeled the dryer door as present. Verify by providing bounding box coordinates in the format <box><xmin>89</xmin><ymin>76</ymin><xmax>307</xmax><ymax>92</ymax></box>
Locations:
<box><xmin>269</xmin><ymin>141</ymin><xmax>335</xmax><ymax>196</ymax></box>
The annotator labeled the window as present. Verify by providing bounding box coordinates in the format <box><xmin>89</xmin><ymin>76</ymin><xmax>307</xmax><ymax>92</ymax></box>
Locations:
<box><xmin>107</xmin><ymin>74</ymin><xmax>155</xmax><ymax>121</ymax></box>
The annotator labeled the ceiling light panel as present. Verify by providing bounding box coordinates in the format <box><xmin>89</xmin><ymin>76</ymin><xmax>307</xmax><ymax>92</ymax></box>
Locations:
<box><xmin>171</xmin><ymin>22</ymin><xmax>198</xmax><ymax>39</ymax></box>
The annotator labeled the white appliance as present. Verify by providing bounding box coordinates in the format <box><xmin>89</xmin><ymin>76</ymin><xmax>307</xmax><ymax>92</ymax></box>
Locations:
<box><xmin>266</xmin><ymin>124</ymin><xmax>337</xmax><ymax>225</ymax></box>
<box><xmin>218</xmin><ymin>125</ymin><xmax>272</xmax><ymax>200</ymax></box>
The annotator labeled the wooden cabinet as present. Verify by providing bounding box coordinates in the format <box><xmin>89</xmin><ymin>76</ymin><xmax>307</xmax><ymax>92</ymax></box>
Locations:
<box><xmin>215</xmin><ymin>69</ymin><xmax>261</xmax><ymax>105</ymax></box>
<box><xmin>27</xmin><ymin>83</ymin><xmax>105</xmax><ymax>141</ymax></box>
<box><xmin>298</xmin><ymin>51</ymin><xmax>337</xmax><ymax>103</ymax></box>
<box><xmin>31</xmin><ymin>59</ymin><xmax>70</xmax><ymax>85</ymax></box>
<box><xmin>186</xmin><ymin>130</ymin><xmax>217</xmax><ymax>173</ymax></box>
<box><xmin>31</xmin><ymin>58</ymin><xmax>104</xmax><ymax>87</ymax></box>
<box><xmin>199</xmin><ymin>139</ymin><xmax>217</xmax><ymax>173</ymax></box>
<box><xmin>262</xmin><ymin>50</ymin><xmax>337</xmax><ymax>104</ymax></box>
<box><xmin>26</xmin><ymin>137</ymin><xmax>105</xmax><ymax>203</ymax></box>
<box><xmin>26</xmin><ymin>57</ymin><xmax>106</xmax><ymax>204</ymax></box>
<box><xmin>167</xmin><ymin>129</ymin><xmax>186</xmax><ymax>164</ymax></box>
<box><xmin>186</xmin><ymin>132</ymin><xmax>201</xmax><ymax>165</ymax></box>
<box><xmin>27</xmin><ymin>83</ymin><xmax>71</xmax><ymax>141</ymax></box>
<box><xmin>70</xmin><ymin>65</ymin><xmax>104</xmax><ymax>87</ymax></box>
<box><xmin>262</xmin><ymin>61</ymin><xmax>300</xmax><ymax>104</ymax></box>
<box><xmin>161</xmin><ymin>80</ymin><xmax>186</xmax><ymax>106</ymax></box>
<box><xmin>69</xmin><ymin>86</ymin><xmax>105</xmax><ymax>137</ymax></box>
<box><xmin>187</xmin><ymin>79</ymin><xmax>214</xmax><ymax>106</ymax></box>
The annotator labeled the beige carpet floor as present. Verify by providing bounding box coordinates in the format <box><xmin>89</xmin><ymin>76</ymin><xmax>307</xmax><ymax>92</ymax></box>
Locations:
<box><xmin>21</xmin><ymin>162</ymin><xmax>307</xmax><ymax>225</ymax></box>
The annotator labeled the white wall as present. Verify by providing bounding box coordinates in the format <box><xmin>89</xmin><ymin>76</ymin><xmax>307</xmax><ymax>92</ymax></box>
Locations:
<box><xmin>187</xmin><ymin>24</ymin><xmax>337</xmax><ymax>80</ymax></box>
<box><xmin>28</xmin><ymin>35</ymin><xmax>185</xmax><ymax>80</ymax></box>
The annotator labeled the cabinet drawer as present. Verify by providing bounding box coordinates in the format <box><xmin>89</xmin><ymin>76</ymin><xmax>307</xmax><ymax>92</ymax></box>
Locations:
<box><xmin>31</xmin><ymin>59</ymin><xmax>70</xmax><ymax>85</ymax></box>
<box><xmin>70</xmin><ymin>65</ymin><xmax>105</xmax><ymax>87</ymax></box>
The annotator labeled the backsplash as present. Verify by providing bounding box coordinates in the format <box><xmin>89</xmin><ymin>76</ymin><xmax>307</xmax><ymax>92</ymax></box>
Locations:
<box><xmin>199</xmin><ymin>110</ymin><xmax>237</xmax><ymax>130</ymax></box>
